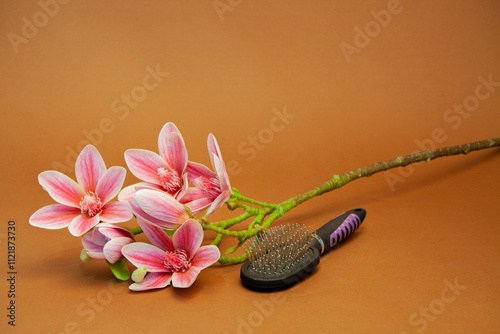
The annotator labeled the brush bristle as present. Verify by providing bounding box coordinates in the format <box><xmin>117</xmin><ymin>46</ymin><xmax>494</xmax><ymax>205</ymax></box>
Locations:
<box><xmin>243</xmin><ymin>224</ymin><xmax>317</xmax><ymax>275</ymax></box>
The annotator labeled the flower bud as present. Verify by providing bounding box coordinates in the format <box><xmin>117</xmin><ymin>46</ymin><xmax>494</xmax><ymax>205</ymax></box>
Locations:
<box><xmin>80</xmin><ymin>249</ymin><xmax>91</xmax><ymax>263</ymax></box>
<box><xmin>131</xmin><ymin>267</ymin><xmax>147</xmax><ymax>283</ymax></box>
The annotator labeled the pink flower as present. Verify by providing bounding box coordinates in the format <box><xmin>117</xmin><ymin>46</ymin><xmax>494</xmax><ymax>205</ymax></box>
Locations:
<box><xmin>131</xmin><ymin>189</ymin><xmax>191</xmax><ymax>230</ymax></box>
<box><xmin>185</xmin><ymin>133</ymin><xmax>232</xmax><ymax>216</ymax></box>
<box><xmin>29</xmin><ymin>145</ymin><xmax>133</xmax><ymax>236</ymax></box>
<box><xmin>121</xmin><ymin>122</ymin><xmax>188</xmax><ymax>200</ymax></box>
<box><xmin>122</xmin><ymin>218</ymin><xmax>220</xmax><ymax>290</ymax></box>
<box><xmin>82</xmin><ymin>224</ymin><xmax>135</xmax><ymax>263</ymax></box>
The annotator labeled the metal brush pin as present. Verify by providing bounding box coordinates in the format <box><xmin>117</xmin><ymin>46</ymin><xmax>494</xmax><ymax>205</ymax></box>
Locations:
<box><xmin>240</xmin><ymin>208</ymin><xmax>366</xmax><ymax>291</ymax></box>
<box><xmin>243</xmin><ymin>224</ymin><xmax>316</xmax><ymax>275</ymax></box>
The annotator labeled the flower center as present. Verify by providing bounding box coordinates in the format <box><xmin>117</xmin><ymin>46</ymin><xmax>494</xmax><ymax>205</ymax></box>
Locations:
<box><xmin>195</xmin><ymin>176</ymin><xmax>221</xmax><ymax>197</ymax></box>
<box><xmin>164</xmin><ymin>249</ymin><xmax>191</xmax><ymax>273</ymax></box>
<box><xmin>157</xmin><ymin>167</ymin><xmax>181</xmax><ymax>193</ymax></box>
<box><xmin>80</xmin><ymin>192</ymin><xmax>103</xmax><ymax>217</ymax></box>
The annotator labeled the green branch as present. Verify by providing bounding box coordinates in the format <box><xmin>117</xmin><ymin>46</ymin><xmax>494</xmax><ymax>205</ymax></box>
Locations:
<box><xmin>280</xmin><ymin>137</ymin><xmax>500</xmax><ymax>209</ymax></box>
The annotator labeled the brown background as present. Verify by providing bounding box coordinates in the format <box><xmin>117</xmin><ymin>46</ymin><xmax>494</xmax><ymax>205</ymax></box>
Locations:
<box><xmin>1</xmin><ymin>1</ymin><xmax>499</xmax><ymax>333</ymax></box>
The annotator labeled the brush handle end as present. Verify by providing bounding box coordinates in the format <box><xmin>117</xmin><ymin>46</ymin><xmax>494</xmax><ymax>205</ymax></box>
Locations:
<box><xmin>312</xmin><ymin>208</ymin><xmax>366</xmax><ymax>254</ymax></box>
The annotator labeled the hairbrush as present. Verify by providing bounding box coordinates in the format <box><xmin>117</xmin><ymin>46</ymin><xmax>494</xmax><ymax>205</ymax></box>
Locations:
<box><xmin>240</xmin><ymin>208</ymin><xmax>366</xmax><ymax>291</ymax></box>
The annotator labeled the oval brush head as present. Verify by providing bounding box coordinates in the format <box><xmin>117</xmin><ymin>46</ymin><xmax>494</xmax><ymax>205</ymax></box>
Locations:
<box><xmin>241</xmin><ymin>224</ymin><xmax>321</xmax><ymax>291</ymax></box>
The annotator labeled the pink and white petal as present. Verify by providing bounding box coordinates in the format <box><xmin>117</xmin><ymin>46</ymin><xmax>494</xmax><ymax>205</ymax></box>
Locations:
<box><xmin>98</xmin><ymin>224</ymin><xmax>134</xmax><ymax>240</ymax></box>
<box><xmin>186</xmin><ymin>161</ymin><xmax>217</xmax><ymax>185</ymax></box>
<box><xmin>172</xmin><ymin>219</ymin><xmax>203</xmax><ymax>260</ymax></box>
<box><xmin>121</xmin><ymin>243</ymin><xmax>167</xmax><ymax>272</ymax></box>
<box><xmin>136</xmin><ymin>216</ymin><xmax>175</xmax><ymax>252</ymax></box>
<box><xmin>204</xmin><ymin>190</ymin><xmax>231</xmax><ymax>217</ymax></box>
<box><xmin>166</xmin><ymin>132</ymin><xmax>188</xmax><ymax>175</ymax></box>
<box><xmin>29</xmin><ymin>204</ymin><xmax>80</xmax><ymax>229</ymax></box>
<box><xmin>191</xmin><ymin>245</ymin><xmax>220</xmax><ymax>269</ymax></box>
<box><xmin>207</xmin><ymin>134</ymin><xmax>223</xmax><ymax>169</ymax></box>
<box><xmin>129</xmin><ymin>272</ymin><xmax>172</xmax><ymax>291</ymax></box>
<box><xmin>220</xmin><ymin>171</ymin><xmax>232</xmax><ymax>194</ymax></box>
<box><xmin>129</xmin><ymin>200</ymin><xmax>181</xmax><ymax>230</ymax></box>
<box><xmin>175</xmin><ymin>173</ymin><xmax>189</xmax><ymax>200</ymax></box>
<box><xmin>68</xmin><ymin>214</ymin><xmax>100</xmax><ymax>237</ymax></box>
<box><xmin>132</xmin><ymin>182</ymin><xmax>165</xmax><ymax>192</ymax></box>
<box><xmin>179</xmin><ymin>187</ymin><xmax>213</xmax><ymax>203</ymax></box>
<box><xmin>99</xmin><ymin>202</ymin><xmax>133</xmax><ymax>223</ymax></box>
<box><xmin>118</xmin><ymin>182</ymin><xmax>164</xmax><ymax>202</ymax></box>
<box><xmin>38</xmin><ymin>171</ymin><xmax>85</xmax><ymax>207</ymax></box>
<box><xmin>75</xmin><ymin>145</ymin><xmax>107</xmax><ymax>193</ymax></box>
<box><xmin>135</xmin><ymin>189</ymin><xmax>189</xmax><ymax>225</ymax></box>
<box><xmin>103</xmin><ymin>237</ymin><xmax>134</xmax><ymax>263</ymax></box>
<box><xmin>90</xmin><ymin>228</ymin><xmax>108</xmax><ymax>246</ymax></box>
<box><xmin>124</xmin><ymin>149</ymin><xmax>167</xmax><ymax>185</ymax></box>
<box><xmin>95</xmin><ymin>166</ymin><xmax>126</xmax><ymax>204</ymax></box>
<box><xmin>86</xmin><ymin>251</ymin><xmax>106</xmax><ymax>260</ymax></box>
<box><xmin>118</xmin><ymin>184</ymin><xmax>137</xmax><ymax>202</ymax></box>
<box><xmin>158</xmin><ymin>122</ymin><xmax>182</xmax><ymax>162</ymax></box>
<box><xmin>178</xmin><ymin>188</ymin><xmax>214</xmax><ymax>214</ymax></box>
<box><xmin>212</xmin><ymin>154</ymin><xmax>231</xmax><ymax>193</ymax></box>
<box><xmin>171</xmin><ymin>267</ymin><xmax>201</xmax><ymax>288</ymax></box>
<box><xmin>184</xmin><ymin>197</ymin><xmax>213</xmax><ymax>214</ymax></box>
<box><xmin>82</xmin><ymin>232</ymin><xmax>105</xmax><ymax>253</ymax></box>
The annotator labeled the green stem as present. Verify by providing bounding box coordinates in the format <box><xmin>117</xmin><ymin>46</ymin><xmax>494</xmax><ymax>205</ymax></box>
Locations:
<box><xmin>225</xmin><ymin>240</ymin><xmax>245</xmax><ymax>255</ymax></box>
<box><xmin>281</xmin><ymin>137</ymin><xmax>500</xmax><ymax>209</ymax></box>
<box><xmin>213</xmin><ymin>211</ymin><xmax>254</xmax><ymax>228</ymax></box>
<box><xmin>211</xmin><ymin>233</ymin><xmax>223</xmax><ymax>246</ymax></box>
<box><xmin>232</xmin><ymin>192</ymin><xmax>279</xmax><ymax>209</ymax></box>
<box><xmin>218</xmin><ymin>254</ymin><xmax>248</xmax><ymax>264</ymax></box>
<box><xmin>127</xmin><ymin>227</ymin><xmax>143</xmax><ymax>235</ymax></box>
<box><xmin>201</xmin><ymin>222</ymin><xmax>261</xmax><ymax>238</ymax></box>
<box><xmin>248</xmin><ymin>212</ymin><xmax>267</xmax><ymax>229</ymax></box>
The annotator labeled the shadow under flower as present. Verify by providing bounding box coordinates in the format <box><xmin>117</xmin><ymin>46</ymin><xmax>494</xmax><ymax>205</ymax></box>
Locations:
<box><xmin>43</xmin><ymin>246</ymin><xmax>82</xmax><ymax>268</ymax></box>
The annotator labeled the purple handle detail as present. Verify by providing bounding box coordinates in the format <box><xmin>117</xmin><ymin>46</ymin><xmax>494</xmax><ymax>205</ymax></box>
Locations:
<box><xmin>329</xmin><ymin>213</ymin><xmax>362</xmax><ymax>248</ymax></box>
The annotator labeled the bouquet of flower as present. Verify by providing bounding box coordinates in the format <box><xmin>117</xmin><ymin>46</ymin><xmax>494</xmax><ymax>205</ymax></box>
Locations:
<box><xmin>29</xmin><ymin>122</ymin><xmax>500</xmax><ymax>291</ymax></box>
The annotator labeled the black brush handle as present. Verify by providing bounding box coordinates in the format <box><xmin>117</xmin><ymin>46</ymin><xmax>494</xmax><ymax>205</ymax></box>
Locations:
<box><xmin>311</xmin><ymin>208</ymin><xmax>366</xmax><ymax>254</ymax></box>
